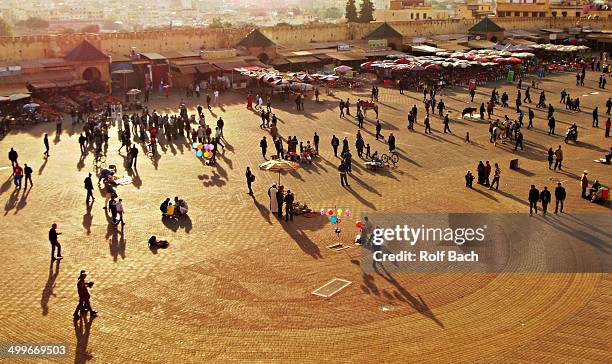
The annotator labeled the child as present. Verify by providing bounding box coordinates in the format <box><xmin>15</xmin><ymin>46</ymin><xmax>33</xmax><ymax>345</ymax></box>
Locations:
<box><xmin>365</xmin><ymin>143</ymin><xmax>371</xmax><ymax>159</ymax></box>
<box><xmin>465</xmin><ymin>132</ymin><xmax>470</xmax><ymax>143</ymax></box>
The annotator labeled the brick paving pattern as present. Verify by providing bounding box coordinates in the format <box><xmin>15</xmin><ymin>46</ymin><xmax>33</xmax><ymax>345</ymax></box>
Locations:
<box><xmin>0</xmin><ymin>71</ymin><xmax>610</xmax><ymax>363</ymax></box>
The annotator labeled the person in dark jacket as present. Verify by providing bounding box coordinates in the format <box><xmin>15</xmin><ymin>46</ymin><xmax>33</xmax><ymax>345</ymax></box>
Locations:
<box><xmin>339</xmin><ymin>162</ymin><xmax>349</xmax><ymax>187</ymax></box>
<box><xmin>8</xmin><ymin>147</ymin><xmax>18</xmax><ymax>168</ymax></box>
<box><xmin>245</xmin><ymin>167</ymin><xmax>254</xmax><ymax>195</ymax></box>
<box><xmin>528</xmin><ymin>185</ymin><xmax>540</xmax><ymax>216</ymax></box>
<box><xmin>84</xmin><ymin>173</ymin><xmax>95</xmax><ymax>203</ymax></box>
<box><xmin>24</xmin><ymin>164</ymin><xmax>33</xmax><ymax>188</ymax></box>
<box><xmin>540</xmin><ymin>186</ymin><xmax>551</xmax><ymax>216</ymax></box>
<box><xmin>276</xmin><ymin>186</ymin><xmax>284</xmax><ymax>218</ymax></box>
<box><xmin>73</xmin><ymin>270</ymin><xmax>97</xmax><ymax>320</ymax></box>
<box><xmin>260</xmin><ymin>136</ymin><xmax>267</xmax><ymax>159</ymax></box>
<box><xmin>284</xmin><ymin>190</ymin><xmax>294</xmax><ymax>222</ymax></box>
<box><xmin>129</xmin><ymin>144</ymin><xmax>139</xmax><ymax>169</ymax></box>
<box><xmin>554</xmin><ymin>182</ymin><xmax>566</xmax><ymax>214</ymax></box>
<box><xmin>388</xmin><ymin>133</ymin><xmax>396</xmax><ymax>152</ymax></box>
<box><xmin>331</xmin><ymin>135</ymin><xmax>339</xmax><ymax>157</ymax></box>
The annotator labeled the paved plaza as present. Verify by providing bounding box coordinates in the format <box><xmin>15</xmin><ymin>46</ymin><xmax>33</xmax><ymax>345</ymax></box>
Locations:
<box><xmin>0</xmin><ymin>71</ymin><xmax>610</xmax><ymax>363</ymax></box>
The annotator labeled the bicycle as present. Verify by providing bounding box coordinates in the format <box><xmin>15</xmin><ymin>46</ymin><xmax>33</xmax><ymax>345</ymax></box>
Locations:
<box><xmin>381</xmin><ymin>152</ymin><xmax>399</xmax><ymax>167</ymax></box>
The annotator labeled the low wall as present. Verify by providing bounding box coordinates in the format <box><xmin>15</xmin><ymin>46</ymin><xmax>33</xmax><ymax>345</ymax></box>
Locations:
<box><xmin>0</xmin><ymin>18</ymin><xmax>608</xmax><ymax>62</ymax></box>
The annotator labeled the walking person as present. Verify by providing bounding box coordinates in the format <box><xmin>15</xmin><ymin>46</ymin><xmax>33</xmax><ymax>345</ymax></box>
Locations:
<box><xmin>260</xmin><ymin>136</ymin><xmax>267</xmax><ymax>159</ymax></box>
<box><xmin>528</xmin><ymin>185</ymin><xmax>540</xmax><ymax>216</ymax></box>
<box><xmin>55</xmin><ymin>116</ymin><xmax>62</xmax><ymax>134</ymax></box>
<box><xmin>24</xmin><ymin>163</ymin><xmax>33</xmax><ymax>188</ymax></box>
<box><xmin>375</xmin><ymin>120</ymin><xmax>382</xmax><ymax>140</ymax></box>
<box><xmin>339</xmin><ymin>161</ymin><xmax>349</xmax><ymax>187</ymax></box>
<box><xmin>8</xmin><ymin>147</ymin><xmax>18</xmax><ymax>168</ymax></box>
<box><xmin>73</xmin><ymin>270</ymin><xmax>97</xmax><ymax>320</ymax></box>
<box><xmin>554</xmin><ymin>145</ymin><xmax>563</xmax><ymax>171</ymax></box>
<box><xmin>514</xmin><ymin>130</ymin><xmax>524</xmax><ymax>151</ymax></box>
<box><xmin>528</xmin><ymin>108</ymin><xmax>534</xmax><ymax>129</ymax></box>
<box><xmin>116</xmin><ymin>199</ymin><xmax>125</xmax><ymax>225</ymax></box>
<box><xmin>548</xmin><ymin>116</ymin><xmax>556</xmax><ymax>135</ymax></box>
<box><xmin>489</xmin><ymin>163</ymin><xmax>501</xmax><ymax>190</ymax></box>
<box><xmin>245</xmin><ymin>167</ymin><xmax>254</xmax><ymax>195</ymax></box>
<box><xmin>605</xmin><ymin>117</ymin><xmax>611</xmax><ymax>138</ymax></box>
<box><xmin>554</xmin><ymin>182</ymin><xmax>566</xmax><ymax>214</ymax></box>
<box><xmin>129</xmin><ymin>144</ymin><xmax>139</xmax><ymax>169</ymax></box>
<box><xmin>593</xmin><ymin>107</ymin><xmax>599</xmax><ymax>127</ymax></box>
<box><xmin>547</xmin><ymin>147</ymin><xmax>554</xmax><ymax>169</ymax></box>
<box><xmin>443</xmin><ymin>113</ymin><xmax>451</xmax><ymax>134</ymax></box>
<box><xmin>313</xmin><ymin>132</ymin><xmax>320</xmax><ymax>152</ymax></box>
<box><xmin>540</xmin><ymin>186</ymin><xmax>551</xmax><ymax>216</ymax></box>
<box><xmin>48</xmin><ymin>223</ymin><xmax>63</xmax><ymax>260</ymax></box>
<box><xmin>79</xmin><ymin>133</ymin><xmax>87</xmax><ymax>154</ymax></box>
<box><xmin>13</xmin><ymin>163</ymin><xmax>23</xmax><ymax>189</ymax></box>
<box><xmin>84</xmin><ymin>173</ymin><xmax>95</xmax><ymax>203</ymax></box>
<box><xmin>43</xmin><ymin>133</ymin><xmax>50</xmax><ymax>157</ymax></box>
<box><xmin>424</xmin><ymin>115</ymin><xmax>432</xmax><ymax>134</ymax></box>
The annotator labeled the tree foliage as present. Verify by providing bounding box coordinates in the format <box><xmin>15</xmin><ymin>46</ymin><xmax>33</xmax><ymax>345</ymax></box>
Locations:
<box><xmin>325</xmin><ymin>7</ymin><xmax>343</xmax><ymax>20</ymax></box>
<box><xmin>359</xmin><ymin>0</ymin><xmax>375</xmax><ymax>23</ymax></box>
<box><xmin>345</xmin><ymin>0</ymin><xmax>358</xmax><ymax>22</ymax></box>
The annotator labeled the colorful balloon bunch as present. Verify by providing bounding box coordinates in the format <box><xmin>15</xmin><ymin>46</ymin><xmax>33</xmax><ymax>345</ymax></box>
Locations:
<box><xmin>192</xmin><ymin>143</ymin><xmax>215</xmax><ymax>158</ymax></box>
<box><xmin>355</xmin><ymin>220</ymin><xmax>364</xmax><ymax>229</ymax></box>
<box><xmin>320</xmin><ymin>208</ymin><xmax>351</xmax><ymax>224</ymax></box>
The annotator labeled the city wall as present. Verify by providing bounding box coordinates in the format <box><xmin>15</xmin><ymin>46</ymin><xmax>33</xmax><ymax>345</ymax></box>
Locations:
<box><xmin>0</xmin><ymin>17</ymin><xmax>608</xmax><ymax>62</ymax></box>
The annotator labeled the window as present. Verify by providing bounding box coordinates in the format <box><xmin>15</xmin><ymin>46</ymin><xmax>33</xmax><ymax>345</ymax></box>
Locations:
<box><xmin>562</xmin><ymin>11</ymin><xmax>567</xmax><ymax>17</ymax></box>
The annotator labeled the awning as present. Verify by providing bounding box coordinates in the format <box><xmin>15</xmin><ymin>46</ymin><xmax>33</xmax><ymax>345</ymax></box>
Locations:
<box><xmin>9</xmin><ymin>93</ymin><xmax>31</xmax><ymax>101</ymax></box>
<box><xmin>465</xmin><ymin>40</ymin><xmax>496</xmax><ymax>49</ymax></box>
<box><xmin>172</xmin><ymin>66</ymin><xmax>197</xmax><ymax>75</ymax></box>
<box><xmin>140</xmin><ymin>53</ymin><xmax>167</xmax><ymax>61</ymax></box>
<box><xmin>29</xmin><ymin>80</ymin><xmax>88</xmax><ymax>90</ymax></box>
<box><xmin>365</xmin><ymin>50</ymin><xmax>399</xmax><ymax>57</ymax></box>
<box><xmin>270</xmin><ymin>58</ymin><xmax>290</xmax><ymax>66</ymax></box>
<box><xmin>212</xmin><ymin>60</ymin><xmax>250</xmax><ymax>71</ymax></box>
<box><xmin>286</xmin><ymin>56</ymin><xmax>320</xmax><ymax>64</ymax></box>
<box><xmin>326</xmin><ymin>52</ymin><xmax>367</xmax><ymax>61</ymax></box>
<box><xmin>196</xmin><ymin>64</ymin><xmax>220</xmax><ymax>73</ymax></box>
<box><xmin>411</xmin><ymin>45</ymin><xmax>445</xmax><ymax>53</ymax></box>
<box><xmin>0</xmin><ymin>84</ymin><xmax>30</xmax><ymax>96</ymax></box>
<box><xmin>436</xmin><ymin>42</ymin><xmax>469</xmax><ymax>51</ymax></box>
<box><xmin>111</xmin><ymin>62</ymin><xmax>134</xmax><ymax>74</ymax></box>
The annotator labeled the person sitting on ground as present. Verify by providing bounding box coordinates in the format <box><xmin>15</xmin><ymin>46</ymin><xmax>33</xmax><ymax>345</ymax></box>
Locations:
<box><xmin>148</xmin><ymin>235</ymin><xmax>169</xmax><ymax>248</ymax></box>
<box><xmin>370</xmin><ymin>151</ymin><xmax>382</xmax><ymax>163</ymax></box>
<box><xmin>166</xmin><ymin>202</ymin><xmax>175</xmax><ymax>217</ymax></box>
<box><xmin>588</xmin><ymin>180</ymin><xmax>602</xmax><ymax>200</ymax></box>
<box><xmin>173</xmin><ymin>196</ymin><xmax>189</xmax><ymax>215</ymax></box>
<box><xmin>604</xmin><ymin>147</ymin><xmax>612</xmax><ymax>164</ymax></box>
<box><xmin>160</xmin><ymin>198</ymin><xmax>170</xmax><ymax>215</ymax></box>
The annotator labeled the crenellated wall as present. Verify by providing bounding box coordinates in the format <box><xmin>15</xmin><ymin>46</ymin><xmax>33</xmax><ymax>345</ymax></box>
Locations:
<box><xmin>0</xmin><ymin>17</ymin><xmax>608</xmax><ymax>62</ymax></box>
